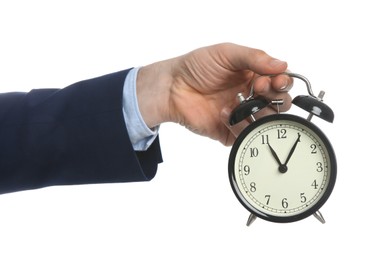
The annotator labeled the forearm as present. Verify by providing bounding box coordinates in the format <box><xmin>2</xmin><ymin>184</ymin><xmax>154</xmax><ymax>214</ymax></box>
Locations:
<box><xmin>0</xmin><ymin>69</ymin><xmax>162</xmax><ymax>194</ymax></box>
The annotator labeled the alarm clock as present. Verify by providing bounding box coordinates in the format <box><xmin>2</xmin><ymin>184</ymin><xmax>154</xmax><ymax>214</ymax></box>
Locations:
<box><xmin>228</xmin><ymin>73</ymin><xmax>337</xmax><ymax>225</ymax></box>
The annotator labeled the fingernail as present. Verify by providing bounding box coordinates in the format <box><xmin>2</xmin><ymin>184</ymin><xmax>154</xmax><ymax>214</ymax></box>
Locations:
<box><xmin>269</xmin><ymin>59</ymin><xmax>287</xmax><ymax>68</ymax></box>
<box><xmin>279</xmin><ymin>78</ymin><xmax>289</xmax><ymax>91</ymax></box>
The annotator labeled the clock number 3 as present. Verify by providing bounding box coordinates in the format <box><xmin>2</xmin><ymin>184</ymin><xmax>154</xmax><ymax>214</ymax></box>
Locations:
<box><xmin>316</xmin><ymin>162</ymin><xmax>324</xmax><ymax>172</ymax></box>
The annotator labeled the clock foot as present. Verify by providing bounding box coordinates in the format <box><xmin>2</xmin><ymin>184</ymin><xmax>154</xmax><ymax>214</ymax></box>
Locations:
<box><xmin>246</xmin><ymin>213</ymin><xmax>257</xmax><ymax>226</ymax></box>
<box><xmin>313</xmin><ymin>211</ymin><xmax>326</xmax><ymax>224</ymax></box>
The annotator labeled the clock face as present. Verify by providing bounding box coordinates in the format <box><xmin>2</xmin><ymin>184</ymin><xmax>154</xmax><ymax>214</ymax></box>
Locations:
<box><xmin>228</xmin><ymin>114</ymin><xmax>337</xmax><ymax>223</ymax></box>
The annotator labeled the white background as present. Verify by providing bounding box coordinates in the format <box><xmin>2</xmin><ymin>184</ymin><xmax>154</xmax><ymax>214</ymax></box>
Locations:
<box><xmin>0</xmin><ymin>0</ymin><xmax>388</xmax><ymax>259</ymax></box>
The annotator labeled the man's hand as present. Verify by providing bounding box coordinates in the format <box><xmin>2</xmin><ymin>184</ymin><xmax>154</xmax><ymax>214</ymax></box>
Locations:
<box><xmin>136</xmin><ymin>43</ymin><xmax>293</xmax><ymax>146</ymax></box>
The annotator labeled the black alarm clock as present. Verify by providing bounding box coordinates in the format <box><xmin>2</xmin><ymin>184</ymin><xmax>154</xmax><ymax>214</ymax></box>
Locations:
<box><xmin>228</xmin><ymin>73</ymin><xmax>337</xmax><ymax>225</ymax></box>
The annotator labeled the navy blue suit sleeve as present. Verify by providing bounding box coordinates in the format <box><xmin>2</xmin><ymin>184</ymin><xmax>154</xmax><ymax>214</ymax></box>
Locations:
<box><xmin>0</xmin><ymin>69</ymin><xmax>162</xmax><ymax>194</ymax></box>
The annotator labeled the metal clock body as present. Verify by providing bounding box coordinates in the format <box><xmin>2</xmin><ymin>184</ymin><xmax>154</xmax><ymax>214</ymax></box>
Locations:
<box><xmin>228</xmin><ymin>73</ymin><xmax>337</xmax><ymax>225</ymax></box>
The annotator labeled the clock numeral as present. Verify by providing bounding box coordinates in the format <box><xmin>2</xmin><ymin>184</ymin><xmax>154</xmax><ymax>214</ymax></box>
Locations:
<box><xmin>282</xmin><ymin>198</ymin><xmax>289</xmax><ymax>209</ymax></box>
<box><xmin>300</xmin><ymin>192</ymin><xmax>307</xmax><ymax>203</ymax></box>
<box><xmin>265</xmin><ymin>195</ymin><xmax>271</xmax><ymax>205</ymax></box>
<box><xmin>277</xmin><ymin>129</ymin><xmax>287</xmax><ymax>139</ymax></box>
<box><xmin>310</xmin><ymin>144</ymin><xmax>317</xmax><ymax>154</ymax></box>
<box><xmin>311</xmin><ymin>180</ymin><xmax>318</xmax><ymax>189</ymax></box>
<box><xmin>316</xmin><ymin>162</ymin><xmax>324</xmax><ymax>172</ymax></box>
<box><xmin>250</xmin><ymin>147</ymin><xmax>259</xmax><ymax>157</ymax></box>
<box><xmin>243</xmin><ymin>165</ymin><xmax>250</xmax><ymax>175</ymax></box>
<box><xmin>250</xmin><ymin>182</ymin><xmax>256</xmax><ymax>192</ymax></box>
<box><xmin>261</xmin><ymin>135</ymin><xmax>269</xmax><ymax>144</ymax></box>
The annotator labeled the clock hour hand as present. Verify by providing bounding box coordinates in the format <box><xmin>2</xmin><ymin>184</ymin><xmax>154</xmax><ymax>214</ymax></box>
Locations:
<box><xmin>284</xmin><ymin>133</ymin><xmax>301</xmax><ymax>167</ymax></box>
<box><xmin>267</xmin><ymin>143</ymin><xmax>287</xmax><ymax>173</ymax></box>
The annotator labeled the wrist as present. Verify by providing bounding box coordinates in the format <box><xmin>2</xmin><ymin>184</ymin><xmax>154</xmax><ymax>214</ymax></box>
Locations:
<box><xmin>136</xmin><ymin>59</ymin><xmax>174</xmax><ymax>128</ymax></box>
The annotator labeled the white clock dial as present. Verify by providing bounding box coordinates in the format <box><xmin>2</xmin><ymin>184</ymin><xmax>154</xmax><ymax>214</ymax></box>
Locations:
<box><xmin>229</xmin><ymin>114</ymin><xmax>336</xmax><ymax>223</ymax></box>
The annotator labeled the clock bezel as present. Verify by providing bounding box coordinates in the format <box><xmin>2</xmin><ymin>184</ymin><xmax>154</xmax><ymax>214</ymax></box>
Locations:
<box><xmin>228</xmin><ymin>113</ymin><xmax>337</xmax><ymax>223</ymax></box>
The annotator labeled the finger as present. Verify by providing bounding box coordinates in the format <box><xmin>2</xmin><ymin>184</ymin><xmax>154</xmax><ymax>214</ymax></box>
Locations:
<box><xmin>219</xmin><ymin>43</ymin><xmax>288</xmax><ymax>75</ymax></box>
<box><xmin>270</xmin><ymin>73</ymin><xmax>294</xmax><ymax>92</ymax></box>
<box><xmin>257</xmin><ymin>91</ymin><xmax>293</xmax><ymax>114</ymax></box>
<box><xmin>250</xmin><ymin>75</ymin><xmax>293</xmax><ymax>111</ymax></box>
<box><xmin>251</xmin><ymin>73</ymin><xmax>293</xmax><ymax>94</ymax></box>
<box><xmin>252</xmin><ymin>76</ymin><xmax>272</xmax><ymax>94</ymax></box>
<box><xmin>251</xmin><ymin>76</ymin><xmax>292</xmax><ymax>97</ymax></box>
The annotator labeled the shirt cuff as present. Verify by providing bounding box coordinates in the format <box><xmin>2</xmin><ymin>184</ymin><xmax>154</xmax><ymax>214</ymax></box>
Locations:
<box><xmin>122</xmin><ymin>67</ymin><xmax>159</xmax><ymax>151</ymax></box>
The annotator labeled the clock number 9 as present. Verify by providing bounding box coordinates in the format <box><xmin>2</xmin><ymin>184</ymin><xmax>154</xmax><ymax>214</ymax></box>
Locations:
<box><xmin>243</xmin><ymin>165</ymin><xmax>250</xmax><ymax>175</ymax></box>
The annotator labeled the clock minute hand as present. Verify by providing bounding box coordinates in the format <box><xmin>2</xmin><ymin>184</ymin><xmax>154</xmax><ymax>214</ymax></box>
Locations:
<box><xmin>283</xmin><ymin>133</ymin><xmax>301</xmax><ymax>167</ymax></box>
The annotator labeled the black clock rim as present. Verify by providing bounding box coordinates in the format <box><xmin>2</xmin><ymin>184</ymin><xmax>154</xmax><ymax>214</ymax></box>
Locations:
<box><xmin>228</xmin><ymin>113</ymin><xmax>337</xmax><ymax>223</ymax></box>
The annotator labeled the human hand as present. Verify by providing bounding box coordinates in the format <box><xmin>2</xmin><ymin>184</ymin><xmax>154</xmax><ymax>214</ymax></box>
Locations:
<box><xmin>136</xmin><ymin>43</ymin><xmax>293</xmax><ymax>146</ymax></box>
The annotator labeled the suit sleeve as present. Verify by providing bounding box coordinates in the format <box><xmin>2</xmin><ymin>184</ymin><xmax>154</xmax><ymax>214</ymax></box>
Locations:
<box><xmin>0</xmin><ymin>69</ymin><xmax>163</xmax><ymax>194</ymax></box>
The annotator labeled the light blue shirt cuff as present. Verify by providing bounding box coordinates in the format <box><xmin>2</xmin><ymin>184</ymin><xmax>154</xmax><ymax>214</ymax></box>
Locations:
<box><xmin>122</xmin><ymin>67</ymin><xmax>159</xmax><ymax>151</ymax></box>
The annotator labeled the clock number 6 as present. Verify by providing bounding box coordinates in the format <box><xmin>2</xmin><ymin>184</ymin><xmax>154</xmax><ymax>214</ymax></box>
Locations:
<box><xmin>282</xmin><ymin>198</ymin><xmax>289</xmax><ymax>209</ymax></box>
